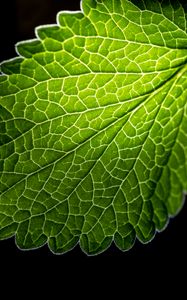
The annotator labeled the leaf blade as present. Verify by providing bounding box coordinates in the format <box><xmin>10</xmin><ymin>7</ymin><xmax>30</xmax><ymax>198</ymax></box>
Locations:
<box><xmin>0</xmin><ymin>0</ymin><xmax>187</xmax><ymax>255</ymax></box>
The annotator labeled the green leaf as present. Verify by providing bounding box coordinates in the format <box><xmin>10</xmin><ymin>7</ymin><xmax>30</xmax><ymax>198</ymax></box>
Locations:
<box><xmin>0</xmin><ymin>0</ymin><xmax>187</xmax><ymax>255</ymax></box>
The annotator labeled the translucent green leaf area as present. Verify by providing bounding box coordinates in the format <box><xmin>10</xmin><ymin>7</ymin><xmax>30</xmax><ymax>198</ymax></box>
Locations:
<box><xmin>0</xmin><ymin>0</ymin><xmax>187</xmax><ymax>255</ymax></box>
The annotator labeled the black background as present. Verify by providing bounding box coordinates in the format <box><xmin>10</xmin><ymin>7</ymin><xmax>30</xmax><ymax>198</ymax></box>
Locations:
<box><xmin>0</xmin><ymin>0</ymin><xmax>186</xmax><ymax>289</ymax></box>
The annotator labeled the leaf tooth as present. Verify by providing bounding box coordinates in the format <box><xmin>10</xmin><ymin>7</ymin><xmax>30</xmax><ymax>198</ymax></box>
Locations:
<box><xmin>16</xmin><ymin>40</ymin><xmax>44</xmax><ymax>58</ymax></box>
<box><xmin>0</xmin><ymin>57</ymin><xmax>23</xmax><ymax>75</ymax></box>
<box><xmin>36</xmin><ymin>25</ymin><xmax>63</xmax><ymax>41</ymax></box>
<box><xmin>58</xmin><ymin>11</ymin><xmax>84</xmax><ymax>27</ymax></box>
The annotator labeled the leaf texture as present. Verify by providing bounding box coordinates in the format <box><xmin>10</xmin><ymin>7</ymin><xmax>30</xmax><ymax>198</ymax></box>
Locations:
<box><xmin>0</xmin><ymin>0</ymin><xmax>187</xmax><ymax>255</ymax></box>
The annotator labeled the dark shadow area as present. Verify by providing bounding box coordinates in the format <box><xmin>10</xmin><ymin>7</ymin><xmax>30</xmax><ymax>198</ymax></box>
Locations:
<box><xmin>0</xmin><ymin>0</ymin><xmax>81</xmax><ymax>61</ymax></box>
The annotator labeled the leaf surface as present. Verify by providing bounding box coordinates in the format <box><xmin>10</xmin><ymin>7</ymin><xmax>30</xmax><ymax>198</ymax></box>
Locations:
<box><xmin>0</xmin><ymin>0</ymin><xmax>187</xmax><ymax>255</ymax></box>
